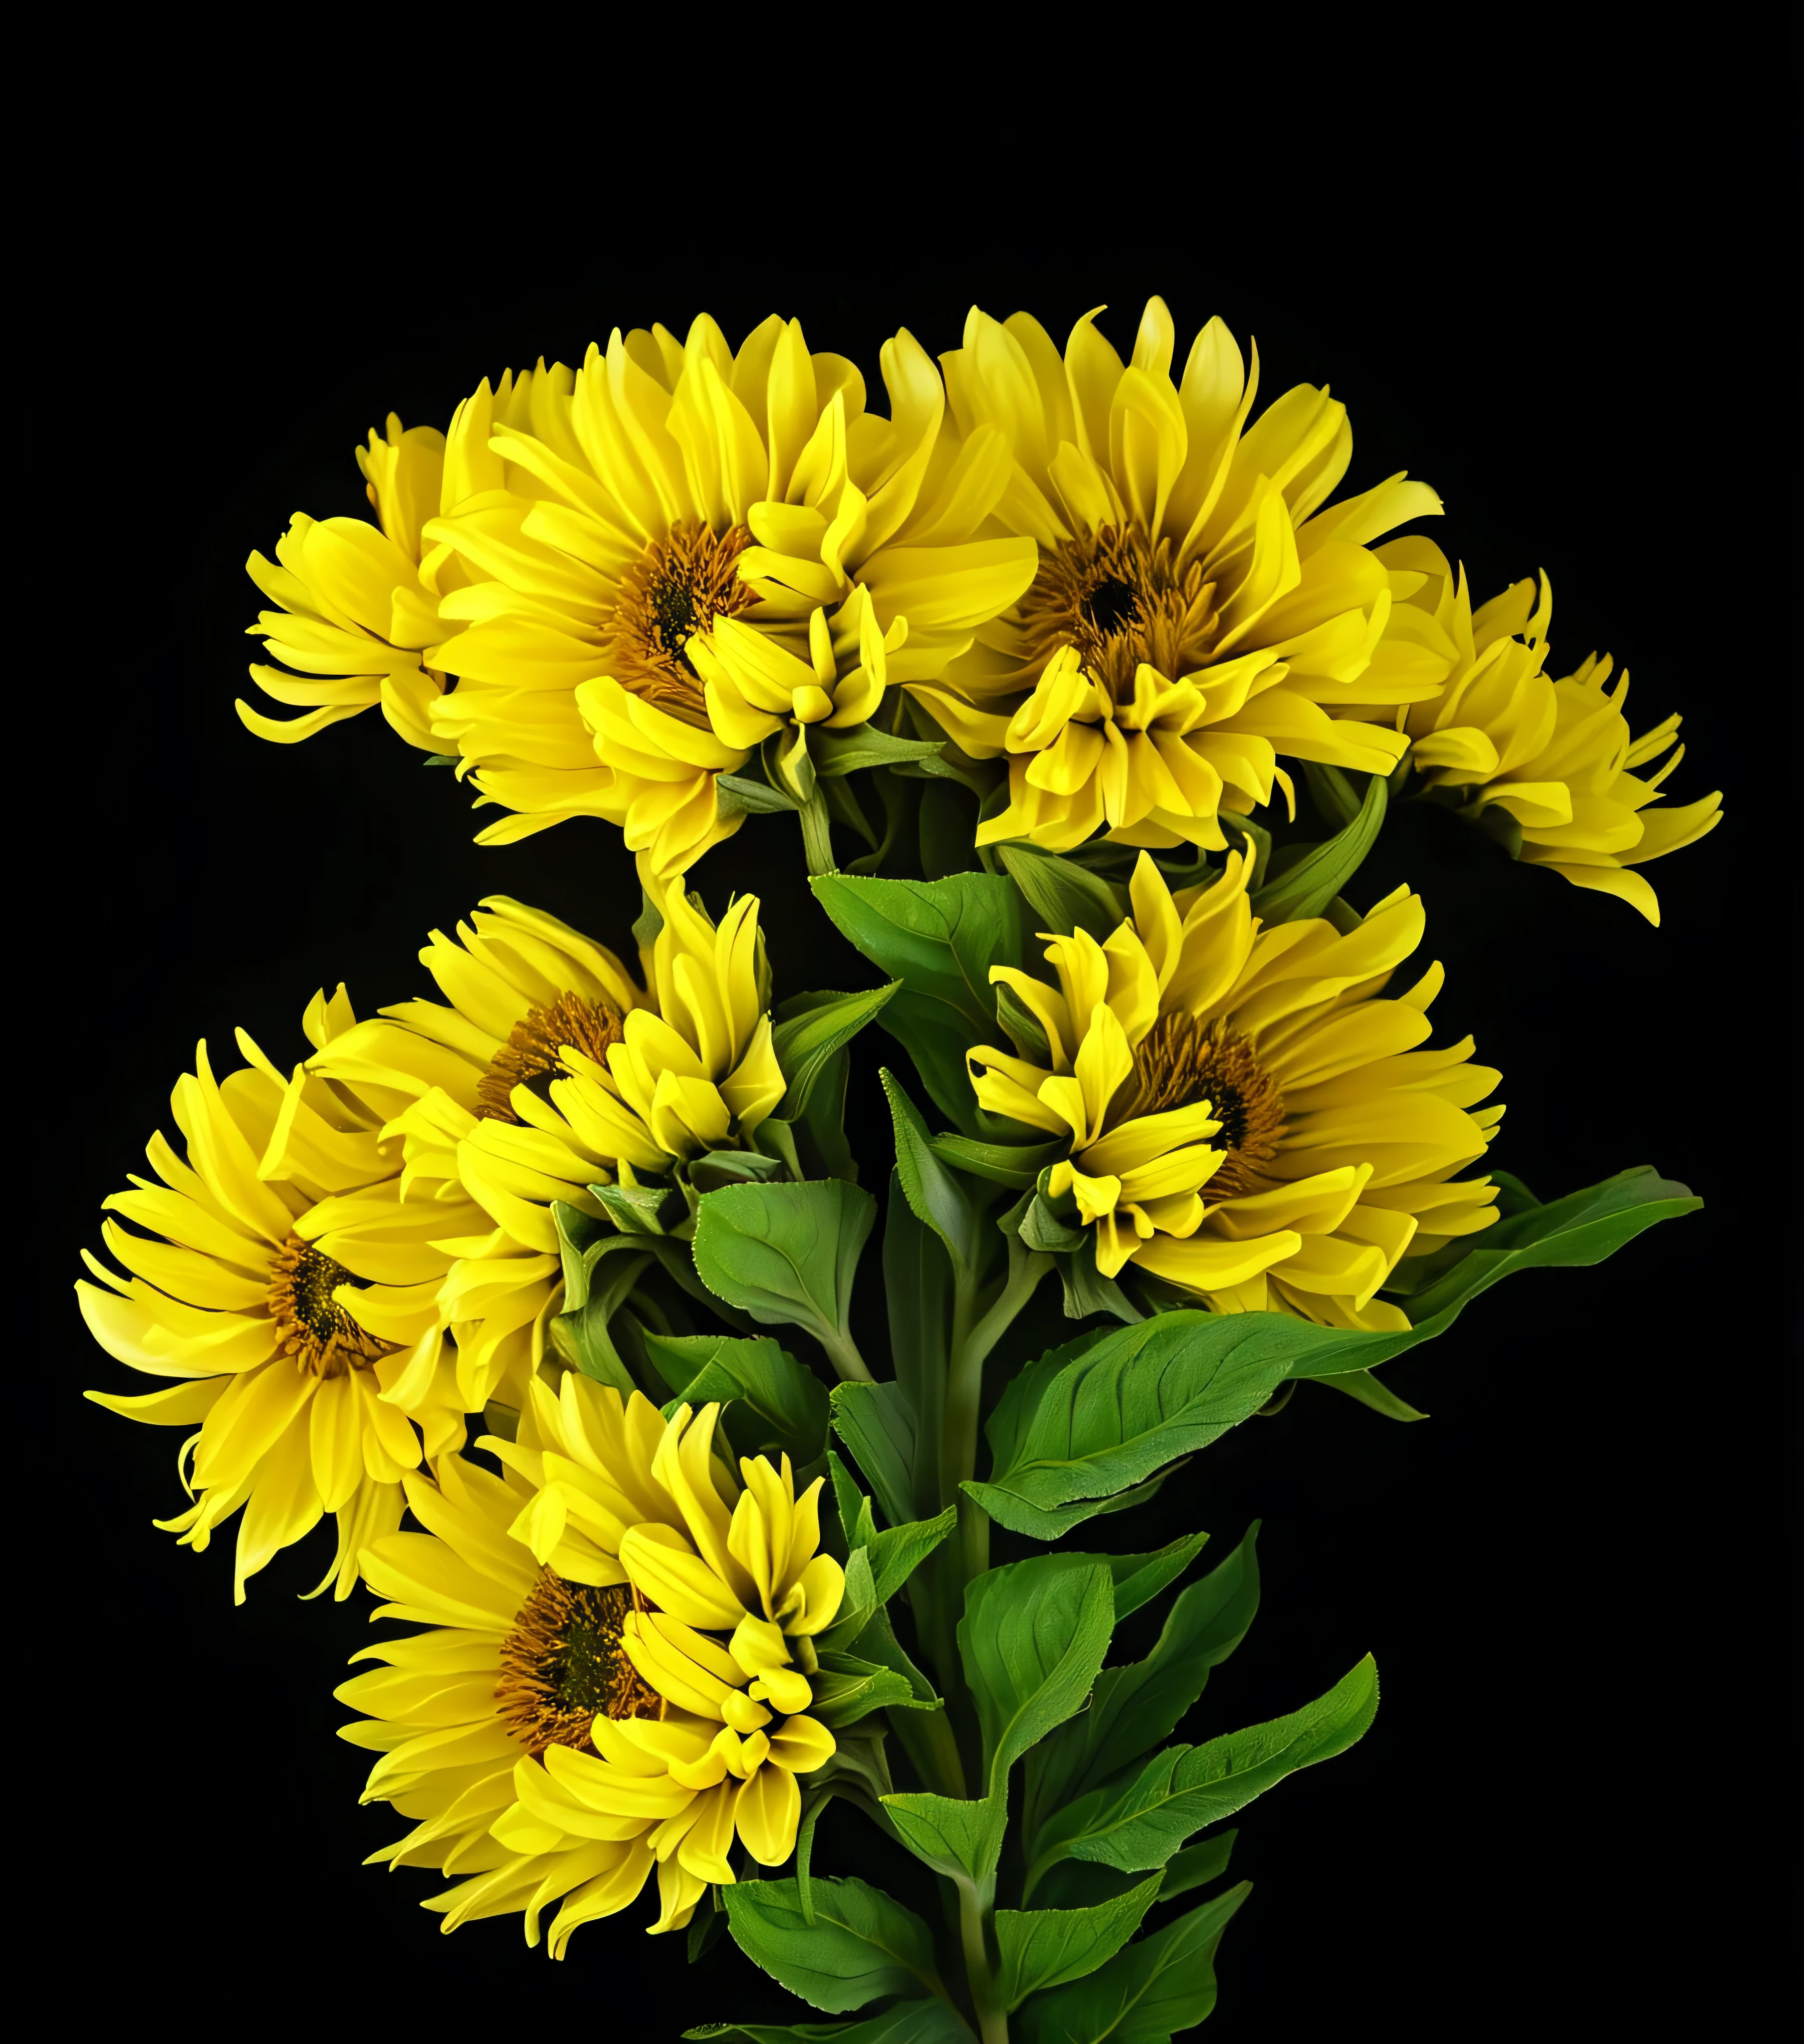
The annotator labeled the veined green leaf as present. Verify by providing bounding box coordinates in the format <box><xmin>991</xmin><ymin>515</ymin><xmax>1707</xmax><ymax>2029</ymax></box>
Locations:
<box><xmin>810</xmin><ymin>872</ymin><xmax>1028</xmax><ymax>1135</ymax></box>
<box><xmin>686</xmin><ymin>2006</ymin><xmax>974</xmax><ymax>2044</ymax></box>
<box><xmin>1250</xmin><ymin>767</ymin><xmax>1386</xmax><ymax>925</ymax></box>
<box><xmin>721</xmin><ymin>1877</ymin><xmax>943</xmax><ymax>2013</ymax></box>
<box><xmin>716</xmin><ymin>770</ymin><xmax>802</xmax><ymax>815</ymax></box>
<box><xmin>1159</xmin><ymin>1830</ymin><xmax>1238</xmax><ymax>1901</ymax></box>
<box><xmin>996</xmin><ymin>1875</ymin><xmax>1161</xmax><ymax>2009</ymax></box>
<box><xmin>830</xmin><ymin>1381</ymin><xmax>917</xmax><ymax>1533</ymax></box>
<box><xmin>849</xmin><ymin>1599</ymin><xmax>941</xmax><ymax>1707</ymax></box>
<box><xmin>691</xmin><ymin>1180</ymin><xmax>875</xmax><ymax>1362</ymax></box>
<box><xmin>1028</xmin><ymin>1656</ymin><xmax>1378</xmax><ymax>1892</ymax></box>
<box><xmin>773</xmin><ymin>985</ymin><xmax>900</xmax><ymax>1118</ymax></box>
<box><xmin>812</xmin><ymin>726</ymin><xmax>950</xmax><ymax>777</ymax></box>
<box><xmin>881</xmin><ymin>1790</ymin><xmax>1007</xmax><ymax>1886</ymax></box>
<box><xmin>1016</xmin><ymin>1884</ymin><xmax>1251</xmax><ymax>2044</ymax></box>
<box><xmin>927</xmin><ymin>1133</ymin><xmax>1066</xmax><ymax>1190</ymax></box>
<box><xmin>639</xmin><ymin>1332</ymin><xmax>829</xmax><ymax>1464</ymax></box>
<box><xmin>996</xmin><ymin>841</ymin><xmax>1129</xmax><ymax>943</ymax></box>
<box><xmin>963</xmin><ymin>1314</ymin><xmax>1295</xmax><ymax>1538</ymax></box>
<box><xmin>1025</xmin><ymin>1526</ymin><xmax>1260</xmax><ymax>1848</ymax></box>
<box><xmin>882</xmin><ymin>1070</ymin><xmax>982</xmax><ymax>1283</ymax></box>
<box><xmin>1103</xmin><ymin>1532</ymin><xmax>1212</xmax><ymax>1621</ymax></box>
<box><xmin>961</xmin><ymin>1557</ymin><xmax>1116</xmax><ymax>1798</ymax></box>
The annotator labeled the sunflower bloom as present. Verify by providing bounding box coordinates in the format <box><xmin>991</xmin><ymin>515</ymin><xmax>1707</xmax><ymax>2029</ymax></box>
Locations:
<box><xmin>238</xmin><ymin>372</ymin><xmax>562</xmax><ymax>752</ymax></box>
<box><xmin>1382</xmin><ymin>544</ymin><xmax>1723</xmax><ymax>923</ymax></box>
<box><xmin>909</xmin><ymin>299</ymin><xmax>1450</xmax><ymax>853</ymax></box>
<box><xmin>970</xmin><ymin>854</ymin><xmax>1503</xmax><ymax>1330</ymax></box>
<box><xmin>78</xmin><ymin>992</ymin><xmax>484</xmax><ymax>1599</ymax></box>
<box><xmin>420</xmin><ymin>313</ymin><xmax>1037</xmax><ymax>876</ymax></box>
<box><xmin>341</xmin><ymin>1383</ymin><xmax>841</xmax><ymax>1953</ymax></box>
<box><xmin>306</xmin><ymin>883</ymin><xmax>784</xmax><ymax>1407</ymax></box>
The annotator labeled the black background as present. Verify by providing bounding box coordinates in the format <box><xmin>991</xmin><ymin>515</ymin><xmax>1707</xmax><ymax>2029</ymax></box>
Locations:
<box><xmin>34</xmin><ymin>78</ymin><xmax>1796</xmax><ymax>2042</ymax></box>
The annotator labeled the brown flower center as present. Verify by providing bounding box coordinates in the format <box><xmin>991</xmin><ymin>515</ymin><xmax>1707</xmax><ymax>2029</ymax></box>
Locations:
<box><xmin>496</xmin><ymin>1571</ymin><xmax>664</xmax><ymax>1756</ymax></box>
<box><xmin>605</xmin><ymin>520</ymin><xmax>757</xmax><ymax>726</ymax></box>
<box><xmin>476</xmin><ymin>991</ymin><xmax>626</xmax><ymax>1124</ymax></box>
<box><xmin>267</xmin><ymin>1235</ymin><xmax>395</xmax><ymax>1379</ymax></box>
<box><xmin>1127</xmin><ymin>1015</ymin><xmax>1285</xmax><ymax>1200</ymax></box>
<box><xmin>1020</xmin><ymin>523</ymin><xmax>1218</xmax><ymax>699</ymax></box>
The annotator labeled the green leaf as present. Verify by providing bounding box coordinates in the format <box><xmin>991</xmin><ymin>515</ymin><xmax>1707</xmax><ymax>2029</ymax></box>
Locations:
<box><xmin>830</xmin><ymin>1381</ymin><xmax>918</xmax><ymax>1532</ymax></box>
<box><xmin>548</xmin><ymin>1208</ymin><xmax>652</xmax><ymax>1394</ymax></box>
<box><xmin>1055</xmin><ymin>1250</ymin><xmax>1144</xmax><ymax>1324</ymax></box>
<box><xmin>996</xmin><ymin>1875</ymin><xmax>1161</xmax><ymax>2009</ymax></box>
<box><xmin>881</xmin><ymin>1790</ymin><xmax>1007</xmax><ymax>1885</ymax></box>
<box><xmin>1302</xmin><ymin>759</ymin><xmax>1364</xmax><ymax>830</ymax></box>
<box><xmin>1217</xmin><ymin>811</ymin><xmax>1271</xmax><ymax>886</ymax></box>
<box><xmin>963</xmin><ymin>1314</ymin><xmax>1296</xmax><ymax>1538</ymax></box>
<box><xmin>810</xmin><ymin>872</ymin><xmax>1028</xmax><ymax>1135</ymax></box>
<box><xmin>721</xmin><ymin>1876</ymin><xmax>943</xmax><ymax>2013</ymax></box>
<box><xmin>1250</xmin><ymin>768</ymin><xmax>1386</xmax><ymax>925</ymax></box>
<box><xmin>809</xmin><ymin>1651</ymin><xmax>925</xmax><ymax>1729</ymax></box>
<box><xmin>591</xmin><ymin>1180</ymin><xmax>674</xmax><ymax>1235</ymax></box>
<box><xmin>961</xmin><ymin>1557</ymin><xmax>1117</xmax><ymax>1799</ymax></box>
<box><xmin>882</xmin><ymin>1070</ymin><xmax>982</xmax><ymax>1283</ymax></box>
<box><xmin>882</xmin><ymin>1175</ymin><xmax>949</xmax><ymax>1521</ymax></box>
<box><xmin>1159</xmin><ymin>1830</ymin><xmax>1238</xmax><ymax>1901</ymax></box>
<box><xmin>717</xmin><ymin>770</ymin><xmax>801</xmax><ymax>815</ymax></box>
<box><xmin>812</xmin><ymin>726</ymin><xmax>950</xmax><ymax>777</ymax></box>
<box><xmin>866</xmin><ymin>1506</ymin><xmax>958</xmax><ymax>1604</ymax></box>
<box><xmin>689</xmin><ymin>1148</ymin><xmax>790</xmax><ymax>1192</ymax></box>
<box><xmin>687</xmin><ymin>2004</ymin><xmax>975</xmax><ymax>2043</ymax></box>
<box><xmin>1029</xmin><ymin>1656</ymin><xmax>1378</xmax><ymax>1890</ymax></box>
<box><xmin>996</xmin><ymin>841</ymin><xmax>1129</xmax><ymax>943</ymax></box>
<box><xmin>1102</xmin><ymin>1532</ymin><xmax>1213</xmax><ymax>1621</ymax></box>
<box><xmin>1017</xmin><ymin>1884</ymin><xmax>1250</xmax><ymax>2044</ymax></box>
<box><xmin>1281</xmin><ymin>1166</ymin><xmax>1703</xmax><ymax>1384</ymax></box>
<box><xmin>774</xmin><ymin>985</ymin><xmax>900</xmax><ymax>1119</ymax></box>
<box><xmin>927</xmin><ymin>1133</ymin><xmax>1066</xmax><ymax>1190</ymax></box>
<box><xmin>639</xmin><ymin>1332</ymin><xmax>830</xmax><ymax>1463</ymax></box>
<box><xmin>993</xmin><ymin>981</ymin><xmax>1051</xmax><ymax>1063</ymax></box>
<box><xmin>1025</xmin><ymin>1526</ymin><xmax>1260</xmax><ymax>1847</ymax></box>
<box><xmin>849</xmin><ymin>1599</ymin><xmax>942</xmax><ymax>1707</ymax></box>
<box><xmin>691</xmin><ymin>1180</ymin><xmax>876</xmax><ymax>1363</ymax></box>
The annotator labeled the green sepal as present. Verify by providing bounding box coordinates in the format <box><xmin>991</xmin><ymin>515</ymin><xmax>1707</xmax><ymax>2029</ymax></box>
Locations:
<box><xmin>1019</xmin><ymin>1195</ymin><xmax>1087</xmax><ymax>1255</ymax></box>
<box><xmin>809</xmin><ymin>1651</ymin><xmax>926</xmax><ymax>1729</ymax></box>
<box><xmin>1250</xmin><ymin>767</ymin><xmax>1386</xmax><ymax>925</ymax></box>
<box><xmin>687</xmin><ymin>1882</ymin><xmax>728</xmax><ymax>1964</ymax></box>
<box><xmin>811</xmin><ymin>726</ymin><xmax>949</xmax><ymax>777</ymax></box>
<box><xmin>548</xmin><ymin>1203</ymin><xmax>653</xmax><ymax>1393</ymax></box>
<box><xmin>927</xmin><ymin>1134</ymin><xmax>1066</xmax><ymax>1190</ymax></box>
<box><xmin>639</xmin><ymin>1331</ymin><xmax>830</xmax><ymax>1464</ymax></box>
<box><xmin>720</xmin><ymin>1876</ymin><xmax>944</xmax><ymax>2014</ymax></box>
<box><xmin>995</xmin><ymin>1874</ymin><xmax>1162</xmax><ymax>2010</ymax></box>
<box><xmin>717</xmin><ymin>770</ymin><xmax>802</xmax><ymax>816</ymax></box>
<box><xmin>995</xmin><ymin>841</ymin><xmax>1128</xmax><ymax>943</ymax></box>
<box><xmin>994</xmin><ymin>980</ymin><xmax>1051</xmax><ymax>1061</ymax></box>
<box><xmin>1015</xmin><ymin>1883</ymin><xmax>1250</xmax><ymax>2044</ymax></box>
<box><xmin>688</xmin><ymin>1148</ymin><xmax>790</xmax><ymax>1193</ymax></box>
<box><xmin>593</xmin><ymin>1180</ymin><xmax>676</xmax><ymax>1235</ymax></box>
<box><xmin>1055</xmin><ymin>1250</ymin><xmax>1143</xmax><ymax>1323</ymax></box>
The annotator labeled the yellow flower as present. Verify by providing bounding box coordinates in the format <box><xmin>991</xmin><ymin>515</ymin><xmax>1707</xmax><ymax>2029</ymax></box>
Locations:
<box><xmin>1385</xmin><ymin>545</ymin><xmax>1723</xmax><ymax>923</ymax></box>
<box><xmin>340</xmin><ymin>1383</ymin><xmax>842</xmax><ymax>1954</ymax></box>
<box><xmin>909</xmin><ymin>299</ymin><xmax>1449</xmax><ymax>853</ymax></box>
<box><xmin>421</xmin><ymin>314</ymin><xmax>1037</xmax><ymax>877</ymax></box>
<box><xmin>970</xmin><ymin>854</ymin><xmax>1503</xmax><ymax>1330</ymax></box>
<box><xmin>238</xmin><ymin>372</ymin><xmax>561</xmax><ymax>752</ymax></box>
<box><xmin>78</xmin><ymin>991</ymin><xmax>483</xmax><ymax>1599</ymax></box>
<box><xmin>306</xmin><ymin>883</ymin><xmax>784</xmax><ymax>1409</ymax></box>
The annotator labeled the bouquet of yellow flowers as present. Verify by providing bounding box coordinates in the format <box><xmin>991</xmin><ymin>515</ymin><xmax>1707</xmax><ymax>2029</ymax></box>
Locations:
<box><xmin>79</xmin><ymin>299</ymin><xmax>1716</xmax><ymax>2040</ymax></box>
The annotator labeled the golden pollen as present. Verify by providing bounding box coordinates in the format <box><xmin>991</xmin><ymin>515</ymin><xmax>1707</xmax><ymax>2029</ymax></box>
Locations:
<box><xmin>476</xmin><ymin>991</ymin><xmax>626</xmax><ymax>1124</ymax></box>
<box><xmin>1128</xmin><ymin>1016</ymin><xmax>1286</xmax><ymax>1200</ymax></box>
<box><xmin>607</xmin><ymin>520</ymin><xmax>757</xmax><ymax>725</ymax></box>
<box><xmin>496</xmin><ymin>1571</ymin><xmax>664</xmax><ymax>1756</ymax></box>
<box><xmin>1019</xmin><ymin>523</ymin><xmax>1218</xmax><ymax>699</ymax></box>
<box><xmin>267</xmin><ymin>1235</ymin><xmax>394</xmax><ymax>1379</ymax></box>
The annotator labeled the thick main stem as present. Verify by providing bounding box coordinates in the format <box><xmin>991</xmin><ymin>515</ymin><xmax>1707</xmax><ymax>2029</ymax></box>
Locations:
<box><xmin>959</xmin><ymin>1879</ymin><xmax>1009</xmax><ymax>2044</ymax></box>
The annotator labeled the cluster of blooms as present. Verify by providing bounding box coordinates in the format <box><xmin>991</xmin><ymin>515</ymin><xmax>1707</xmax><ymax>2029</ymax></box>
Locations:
<box><xmin>241</xmin><ymin>301</ymin><xmax>1718</xmax><ymax>915</ymax></box>
<box><xmin>80</xmin><ymin>300</ymin><xmax>1720</xmax><ymax>1961</ymax></box>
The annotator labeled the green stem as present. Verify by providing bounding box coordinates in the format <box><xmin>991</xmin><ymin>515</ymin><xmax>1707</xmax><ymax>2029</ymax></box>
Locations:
<box><xmin>797</xmin><ymin>786</ymin><xmax>837</xmax><ymax>875</ymax></box>
<box><xmin>818</xmin><ymin>1324</ymin><xmax>874</xmax><ymax>1383</ymax></box>
<box><xmin>959</xmin><ymin>1878</ymin><xmax>1009</xmax><ymax>2044</ymax></box>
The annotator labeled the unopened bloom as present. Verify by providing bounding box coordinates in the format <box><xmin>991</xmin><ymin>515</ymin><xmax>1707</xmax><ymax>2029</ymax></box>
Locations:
<box><xmin>1388</xmin><ymin>546</ymin><xmax>1723</xmax><ymax>923</ymax></box>
<box><xmin>970</xmin><ymin>853</ymin><xmax>1502</xmax><ymax>1329</ymax></box>
<box><xmin>910</xmin><ymin>299</ymin><xmax>1448</xmax><ymax>853</ymax></box>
